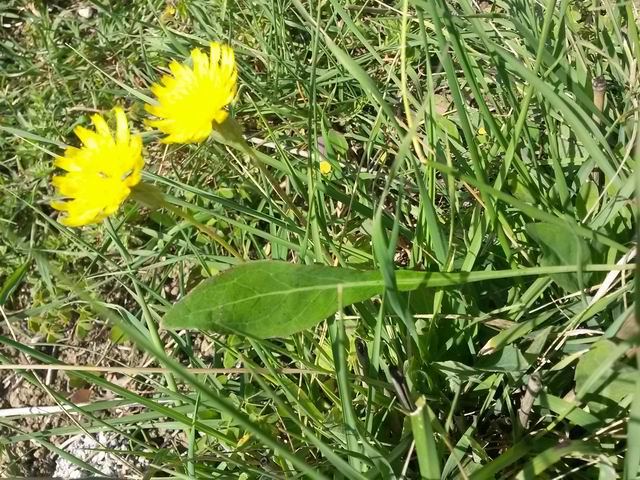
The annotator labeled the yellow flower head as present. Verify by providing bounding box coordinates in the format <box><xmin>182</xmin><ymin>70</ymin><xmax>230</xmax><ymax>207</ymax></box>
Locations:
<box><xmin>319</xmin><ymin>160</ymin><xmax>332</xmax><ymax>175</ymax></box>
<box><xmin>51</xmin><ymin>108</ymin><xmax>144</xmax><ymax>227</ymax></box>
<box><xmin>146</xmin><ymin>42</ymin><xmax>238</xmax><ymax>144</ymax></box>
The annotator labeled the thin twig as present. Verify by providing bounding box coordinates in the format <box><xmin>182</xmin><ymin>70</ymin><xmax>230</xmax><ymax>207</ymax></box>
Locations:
<box><xmin>517</xmin><ymin>373</ymin><xmax>542</xmax><ymax>434</ymax></box>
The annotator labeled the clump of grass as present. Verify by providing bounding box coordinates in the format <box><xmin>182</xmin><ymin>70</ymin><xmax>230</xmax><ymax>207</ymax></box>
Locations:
<box><xmin>0</xmin><ymin>0</ymin><xmax>637</xmax><ymax>478</ymax></box>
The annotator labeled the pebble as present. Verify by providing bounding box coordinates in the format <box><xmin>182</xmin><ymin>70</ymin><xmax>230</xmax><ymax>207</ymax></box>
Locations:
<box><xmin>77</xmin><ymin>6</ymin><xmax>94</xmax><ymax>19</ymax></box>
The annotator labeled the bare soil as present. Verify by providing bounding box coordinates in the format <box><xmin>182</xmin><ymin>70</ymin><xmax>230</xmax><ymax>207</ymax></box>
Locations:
<box><xmin>0</xmin><ymin>320</ymin><xmax>146</xmax><ymax>476</ymax></box>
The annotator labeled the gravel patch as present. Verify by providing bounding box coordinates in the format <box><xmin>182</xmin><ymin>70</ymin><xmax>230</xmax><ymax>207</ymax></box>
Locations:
<box><xmin>53</xmin><ymin>432</ymin><xmax>150</xmax><ymax>479</ymax></box>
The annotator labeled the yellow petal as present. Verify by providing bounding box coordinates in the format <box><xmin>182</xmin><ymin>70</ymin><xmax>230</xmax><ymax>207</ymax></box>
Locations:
<box><xmin>145</xmin><ymin>103</ymin><xmax>161</xmax><ymax>117</ymax></box>
<box><xmin>114</xmin><ymin>108</ymin><xmax>130</xmax><ymax>144</ymax></box>
<box><xmin>159</xmin><ymin>75</ymin><xmax>177</xmax><ymax>89</ymax></box>
<box><xmin>191</xmin><ymin>48</ymin><xmax>208</xmax><ymax>75</ymax></box>
<box><xmin>74</xmin><ymin>126</ymin><xmax>101</xmax><ymax>149</ymax></box>
<box><xmin>212</xmin><ymin>110</ymin><xmax>229</xmax><ymax>125</ymax></box>
<box><xmin>91</xmin><ymin>114</ymin><xmax>111</xmax><ymax>138</ymax></box>
<box><xmin>50</xmin><ymin>200</ymin><xmax>69</xmax><ymax>211</ymax></box>
<box><xmin>54</xmin><ymin>155</ymin><xmax>81</xmax><ymax>172</ymax></box>
<box><xmin>169</xmin><ymin>60</ymin><xmax>186</xmax><ymax>78</ymax></box>
<box><xmin>319</xmin><ymin>160</ymin><xmax>332</xmax><ymax>175</ymax></box>
<box><xmin>64</xmin><ymin>146</ymin><xmax>81</xmax><ymax>158</ymax></box>
<box><xmin>124</xmin><ymin>170</ymin><xmax>142</xmax><ymax>187</ymax></box>
<box><xmin>220</xmin><ymin>45</ymin><xmax>234</xmax><ymax>70</ymax></box>
<box><xmin>60</xmin><ymin>207</ymin><xmax>101</xmax><ymax>227</ymax></box>
<box><xmin>51</xmin><ymin>175</ymin><xmax>78</xmax><ymax>196</ymax></box>
<box><xmin>210</xmin><ymin>42</ymin><xmax>221</xmax><ymax>65</ymax></box>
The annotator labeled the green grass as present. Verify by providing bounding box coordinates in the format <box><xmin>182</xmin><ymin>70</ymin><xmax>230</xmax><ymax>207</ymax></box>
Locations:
<box><xmin>0</xmin><ymin>0</ymin><xmax>638</xmax><ymax>478</ymax></box>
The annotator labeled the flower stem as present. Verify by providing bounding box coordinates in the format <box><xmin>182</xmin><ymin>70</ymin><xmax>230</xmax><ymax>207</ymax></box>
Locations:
<box><xmin>164</xmin><ymin>203</ymin><xmax>244</xmax><ymax>260</ymax></box>
<box><xmin>237</xmin><ymin>140</ymin><xmax>305</xmax><ymax>223</ymax></box>
<box><xmin>104</xmin><ymin>221</ymin><xmax>178</xmax><ymax>395</ymax></box>
<box><xmin>131</xmin><ymin>182</ymin><xmax>244</xmax><ymax>260</ymax></box>
<box><xmin>217</xmin><ymin>117</ymin><xmax>305</xmax><ymax>223</ymax></box>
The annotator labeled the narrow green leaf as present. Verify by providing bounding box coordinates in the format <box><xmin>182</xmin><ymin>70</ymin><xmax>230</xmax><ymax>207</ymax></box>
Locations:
<box><xmin>0</xmin><ymin>125</ymin><xmax>66</xmax><ymax>149</ymax></box>
<box><xmin>290</xmin><ymin>0</ymin><xmax>400</xmax><ymax>130</ymax></box>
<box><xmin>624</xmin><ymin>375</ymin><xmax>640</xmax><ymax>479</ymax></box>
<box><xmin>479</xmin><ymin>312</ymin><xmax>554</xmax><ymax>355</ymax></box>
<box><xmin>329</xmin><ymin>311</ymin><xmax>363</xmax><ymax>470</ymax></box>
<box><xmin>410</xmin><ymin>397</ymin><xmax>441</xmax><ymax>480</ymax></box>
<box><xmin>515</xmin><ymin>441</ymin><xmax>598</xmax><ymax>479</ymax></box>
<box><xmin>536</xmin><ymin>392</ymin><xmax>600</xmax><ymax>429</ymax></box>
<box><xmin>470</xmin><ymin>438</ymin><xmax>544</xmax><ymax>480</ymax></box>
<box><xmin>0</xmin><ymin>261</ymin><xmax>31</xmax><ymax>306</ymax></box>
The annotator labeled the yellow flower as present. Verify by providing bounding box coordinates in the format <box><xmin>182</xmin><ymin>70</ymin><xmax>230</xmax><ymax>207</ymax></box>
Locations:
<box><xmin>319</xmin><ymin>160</ymin><xmax>332</xmax><ymax>175</ymax></box>
<box><xmin>160</xmin><ymin>4</ymin><xmax>176</xmax><ymax>22</ymax></box>
<box><xmin>51</xmin><ymin>108</ymin><xmax>144</xmax><ymax>227</ymax></box>
<box><xmin>146</xmin><ymin>42</ymin><xmax>238</xmax><ymax>144</ymax></box>
<box><xmin>477</xmin><ymin>127</ymin><xmax>487</xmax><ymax>136</ymax></box>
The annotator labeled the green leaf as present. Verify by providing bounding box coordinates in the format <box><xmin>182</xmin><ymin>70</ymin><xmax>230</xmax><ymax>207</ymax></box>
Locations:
<box><xmin>325</xmin><ymin>129</ymin><xmax>349</xmax><ymax>157</ymax></box>
<box><xmin>74</xmin><ymin>317</ymin><xmax>92</xmax><ymax>340</ymax></box>
<box><xmin>514</xmin><ymin>441</ymin><xmax>598</xmax><ymax>479</ymax></box>
<box><xmin>625</xmin><ymin>375</ymin><xmax>640</xmax><ymax>479</ymax></box>
<box><xmin>110</xmin><ymin>324</ymin><xmax>128</xmax><ymax>344</ymax></box>
<box><xmin>535</xmin><ymin>392</ymin><xmax>599</xmax><ymax>429</ymax></box>
<box><xmin>410</xmin><ymin>397</ymin><xmax>441</xmax><ymax>480</ymax></box>
<box><xmin>0</xmin><ymin>261</ymin><xmax>30</xmax><ymax>306</ymax></box>
<box><xmin>163</xmin><ymin>261</ymin><xmax>388</xmax><ymax>338</ymax></box>
<box><xmin>436</xmin><ymin>116</ymin><xmax>460</xmax><ymax>140</ymax></box>
<box><xmin>526</xmin><ymin>222</ymin><xmax>592</xmax><ymax>292</ymax></box>
<box><xmin>163</xmin><ymin>261</ymin><xmax>618</xmax><ymax>338</ymax></box>
<box><xmin>576</xmin><ymin>180</ymin><xmax>600</xmax><ymax>219</ymax></box>
<box><xmin>575</xmin><ymin>339</ymin><xmax>636</xmax><ymax>414</ymax></box>
<box><xmin>475</xmin><ymin>345</ymin><xmax>530</xmax><ymax>373</ymax></box>
<box><xmin>479</xmin><ymin>312</ymin><xmax>553</xmax><ymax>355</ymax></box>
<box><xmin>130</xmin><ymin>182</ymin><xmax>168</xmax><ymax>211</ymax></box>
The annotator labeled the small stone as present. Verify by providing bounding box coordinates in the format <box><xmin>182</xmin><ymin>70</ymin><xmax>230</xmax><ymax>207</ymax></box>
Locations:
<box><xmin>77</xmin><ymin>6</ymin><xmax>93</xmax><ymax>19</ymax></box>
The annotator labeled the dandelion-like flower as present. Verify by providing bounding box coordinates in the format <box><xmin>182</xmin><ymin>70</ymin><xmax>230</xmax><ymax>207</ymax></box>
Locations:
<box><xmin>146</xmin><ymin>42</ymin><xmax>238</xmax><ymax>144</ymax></box>
<box><xmin>51</xmin><ymin>108</ymin><xmax>144</xmax><ymax>227</ymax></box>
<box><xmin>319</xmin><ymin>160</ymin><xmax>332</xmax><ymax>175</ymax></box>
